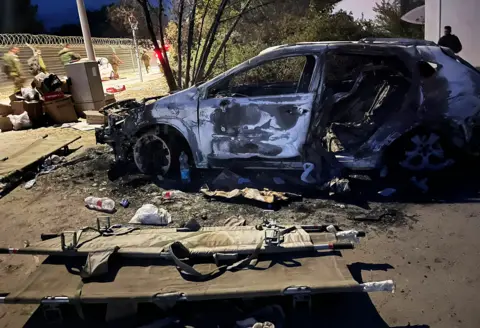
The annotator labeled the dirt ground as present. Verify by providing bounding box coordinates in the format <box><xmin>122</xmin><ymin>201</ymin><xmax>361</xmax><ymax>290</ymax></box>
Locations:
<box><xmin>1</xmin><ymin>79</ymin><xmax>480</xmax><ymax>327</ymax></box>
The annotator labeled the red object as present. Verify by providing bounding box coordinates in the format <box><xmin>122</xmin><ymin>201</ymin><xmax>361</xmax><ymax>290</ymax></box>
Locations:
<box><xmin>106</xmin><ymin>85</ymin><xmax>126</xmax><ymax>93</ymax></box>
<box><xmin>44</xmin><ymin>91</ymin><xmax>65</xmax><ymax>101</ymax></box>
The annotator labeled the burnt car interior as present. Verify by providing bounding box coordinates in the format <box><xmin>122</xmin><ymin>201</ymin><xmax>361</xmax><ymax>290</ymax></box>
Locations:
<box><xmin>207</xmin><ymin>55</ymin><xmax>316</xmax><ymax>98</ymax></box>
<box><xmin>322</xmin><ymin>52</ymin><xmax>412</xmax><ymax>153</ymax></box>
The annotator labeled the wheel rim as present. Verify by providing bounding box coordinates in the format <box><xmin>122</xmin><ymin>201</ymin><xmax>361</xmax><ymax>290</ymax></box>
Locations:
<box><xmin>133</xmin><ymin>135</ymin><xmax>171</xmax><ymax>175</ymax></box>
<box><xmin>399</xmin><ymin>133</ymin><xmax>455</xmax><ymax>171</ymax></box>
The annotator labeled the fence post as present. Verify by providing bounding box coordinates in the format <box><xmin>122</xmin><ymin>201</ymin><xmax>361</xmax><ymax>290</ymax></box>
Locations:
<box><xmin>129</xmin><ymin>47</ymin><xmax>136</xmax><ymax>74</ymax></box>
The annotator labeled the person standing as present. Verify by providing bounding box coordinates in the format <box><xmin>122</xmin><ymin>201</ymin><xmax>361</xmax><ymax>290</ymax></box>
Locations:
<box><xmin>58</xmin><ymin>44</ymin><xmax>81</xmax><ymax>66</ymax></box>
<box><xmin>438</xmin><ymin>26</ymin><xmax>463</xmax><ymax>54</ymax></box>
<box><xmin>109</xmin><ymin>51</ymin><xmax>123</xmax><ymax>79</ymax></box>
<box><xmin>141</xmin><ymin>49</ymin><xmax>151</xmax><ymax>74</ymax></box>
<box><xmin>2</xmin><ymin>46</ymin><xmax>25</xmax><ymax>93</ymax></box>
<box><xmin>27</xmin><ymin>48</ymin><xmax>47</xmax><ymax>76</ymax></box>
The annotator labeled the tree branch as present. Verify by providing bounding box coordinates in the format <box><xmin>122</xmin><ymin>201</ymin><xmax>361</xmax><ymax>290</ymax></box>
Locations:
<box><xmin>185</xmin><ymin>0</ymin><xmax>198</xmax><ymax>87</ymax></box>
<box><xmin>220</xmin><ymin>0</ymin><xmax>274</xmax><ymax>23</ymax></box>
<box><xmin>204</xmin><ymin>0</ymin><xmax>254</xmax><ymax>79</ymax></box>
<box><xmin>192</xmin><ymin>0</ymin><xmax>211</xmax><ymax>78</ymax></box>
<box><xmin>194</xmin><ymin>0</ymin><xmax>229</xmax><ymax>82</ymax></box>
<box><xmin>177</xmin><ymin>0</ymin><xmax>185</xmax><ymax>88</ymax></box>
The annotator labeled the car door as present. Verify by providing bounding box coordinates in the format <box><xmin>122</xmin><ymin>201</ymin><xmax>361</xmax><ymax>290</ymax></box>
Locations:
<box><xmin>197</xmin><ymin>55</ymin><xmax>318</xmax><ymax>161</ymax></box>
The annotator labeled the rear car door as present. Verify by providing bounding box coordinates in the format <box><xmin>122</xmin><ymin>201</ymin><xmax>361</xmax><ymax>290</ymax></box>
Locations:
<box><xmin>197</xmin><ymin>55</ymin><xmax>318</xmax><ymax>161</ymax></box>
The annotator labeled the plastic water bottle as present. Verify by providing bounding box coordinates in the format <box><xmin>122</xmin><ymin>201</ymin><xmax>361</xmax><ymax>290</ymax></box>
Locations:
<box><xmin>179</xmin><ymin>151</ymin><xmax>191</xmax><ymax>184</ymax></box>
<box><xmin>84</xmin><ymin>197</ymin><xmax>115</xmax><ymax>212</ymax></box>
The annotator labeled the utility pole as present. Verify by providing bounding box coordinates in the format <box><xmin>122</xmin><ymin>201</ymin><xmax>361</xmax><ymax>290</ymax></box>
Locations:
<box><xmin>438</xmin><ymin>0</ymin><xmax>443</xmax><ymax>41</ymax></box>
<box><xmin>129</xmin><ymin>15</ymin><xmax>143</xmax><ymax>82</ymax></box>
<box><xmin>76</xmin><ymin>0</ymin><xmax>95</xmax><ymax>60</ymax></box>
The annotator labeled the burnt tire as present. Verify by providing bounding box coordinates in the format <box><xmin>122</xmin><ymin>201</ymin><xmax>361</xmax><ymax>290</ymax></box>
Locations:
<box><xmin>133</xmin><ymin>133</ymin><xmax>173</xmax><ymax>176</ymax></box>
<box><xmin>385</xmin><ymin>130</ymin><xmax>457</xmax><ymax>192</ymax></box>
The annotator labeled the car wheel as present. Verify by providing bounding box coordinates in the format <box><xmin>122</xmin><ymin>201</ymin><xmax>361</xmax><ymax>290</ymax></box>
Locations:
<box><xmin>398</xmin><ymin>132</ymin><xmax>455</xmax><ymax>172</ymax></box>
<box><xmin>133</xmin><ymin>133</ymin><xmax>173</xmax><ymax>176</ymax></box>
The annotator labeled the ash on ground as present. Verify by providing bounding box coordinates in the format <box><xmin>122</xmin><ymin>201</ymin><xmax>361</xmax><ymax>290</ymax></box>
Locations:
<box><xmin>41</xmin><ymin>146</ymin><xmax>416</xmax><ymax>232</ymax></box>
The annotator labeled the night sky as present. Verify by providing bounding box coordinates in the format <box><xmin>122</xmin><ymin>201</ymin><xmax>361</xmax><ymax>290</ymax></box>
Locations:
<box><xmin>32</xmin><ymin>0</ymin><xmax>378</xmax><ymax>30</ymax></box>
<box><xmin>32</xmin><ymin>0</ymin><xmax>119</xmax><ymax>29</ymax></box>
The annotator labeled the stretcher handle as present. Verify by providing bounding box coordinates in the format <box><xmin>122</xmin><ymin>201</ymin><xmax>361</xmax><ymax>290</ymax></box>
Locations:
<box><xmin>330</xmin><ymin>242</ymin><xmax>355</xmax><ymax>250</ymax></box>
<box><xmin>41</xmin><ymin>233</ymin><xmax>59</xmax><ymax>241</ymax></box>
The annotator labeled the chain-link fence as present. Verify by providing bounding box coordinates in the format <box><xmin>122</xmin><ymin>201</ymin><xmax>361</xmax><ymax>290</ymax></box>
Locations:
<box><xmin>0</xmin><ymin>34</ymin><xmax>151</xmax><ymax>96</ymax></box>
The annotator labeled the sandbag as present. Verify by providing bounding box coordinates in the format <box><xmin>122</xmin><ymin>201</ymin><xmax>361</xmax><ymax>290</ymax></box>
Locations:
<box><xmin>129</xmin><ymin>204</ymin><xmax>172</xmax><ymax>226</ymax></box>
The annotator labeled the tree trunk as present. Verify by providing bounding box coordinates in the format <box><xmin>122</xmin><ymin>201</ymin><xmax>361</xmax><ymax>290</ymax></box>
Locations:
<box><xmin>204</xmin><ymin>0</ymin><xmax>253</xmax><ymax>79</ymax></box>
<box><xmin>192</xmin><ymin>0</ymin><xmax>211</xmax><ymax>82</ymax></box>
<box><xmin>194</xmin><ymin>0</ymin><xmax>229</xmax><ymax>82</ymax></box>
<box><xmin>177</xmin><ymin>0</ymin><xmax>185</xmax><ymax>89</ymax></box>
<box><xmin>137</xmin><ymin>0</ymin><xmax>178</xmax><ymax>91</ymax></box>
<box><xmin>157</xmin><ymin>0</ymin><xmax>178</xmax><ymax>91</ymax></box>
<box><xmin>185</xmin><ymin>0</ymin><xmax>198</xmax><ymax>87</ymax></box>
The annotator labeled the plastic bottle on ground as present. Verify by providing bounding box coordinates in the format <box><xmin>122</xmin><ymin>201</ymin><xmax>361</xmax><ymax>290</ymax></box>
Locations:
<box><xmin>84</xmin><ymin>196</ymin><xmax>115</xmax><ymax>212</ymax></box>
<box><xmin>179</xmin><ymin>151</ymin><xmax>191</xmax><ymax>184</ymax></box>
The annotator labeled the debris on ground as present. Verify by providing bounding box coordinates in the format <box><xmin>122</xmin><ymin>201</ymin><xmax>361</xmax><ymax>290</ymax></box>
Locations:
<box><xmin>322</xmin><ymin>177</ymin><xmax>351</xmax><ymax>196</ymax></box>
<box><xmin>120</xmin><ymin>199</ymin><xmax>130</xmax><ymax>208</ymax></box>
<box><xmin>84</xmin><ymin>196</ymin><xmax>116</xmax><ymax>213</ymax></box>
<box><xmin>8</xmin><ymin>111</ymin><xmax>32</xmax><ymax>130</ymax></box>
<box><xmin>161</xmin><ymin>190</ymin><xmax>188</xmax><ymax>202</ymax></box>
<box><xmin>378</xmin><ymin>188</ymin><xmax>397</xmax><ymax>197</ymax></box>
<box><xmin>129</xmin><ymin>204</ymin><xmax>172</xmax><ymax>225</ymax></box>
<box><xmin>211</xmin><ymin>169</ymin><xmax>253</xmax><ymax>190</ymax></box>
<box><xmin>106</xmin><ymin>85</ymin><xmax>126</xmax><ymax>93</ymax></box>
<box><xmin>348</xmin><ymin>208</ymin><xmax>400</xmax><ymax>223</ymax></box>
<box><xmin>237</xmin><ymin>305</ymin><xmax>285</xmax><ymax>328</ymax></box>
<box><xmin>200</xmin><ymin>185</ymin><xmax>294</xmax><ymax>205</ymax></box>
<box><xmin>183</xmin><ymin>218</ymin><xmax>201</xmax><ymax>230</ymax></box>
<box><xmin>24</xmin><ymin>178</ymin><xmax>36</xmax><ymax>189</ymax></box>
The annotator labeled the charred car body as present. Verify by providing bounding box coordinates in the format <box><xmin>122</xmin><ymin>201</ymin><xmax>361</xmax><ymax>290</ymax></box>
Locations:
<box><xmin>96</xmin><ymin>39</ymin><xmax>480</xmax><ymax>180</ymax></box>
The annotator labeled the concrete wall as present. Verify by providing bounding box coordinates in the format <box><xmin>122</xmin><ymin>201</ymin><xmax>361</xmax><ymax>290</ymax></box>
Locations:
<box><xmin>425</xmin><ymin>0</ymin><xmax>480</xmax><ymax>67</ymax></box>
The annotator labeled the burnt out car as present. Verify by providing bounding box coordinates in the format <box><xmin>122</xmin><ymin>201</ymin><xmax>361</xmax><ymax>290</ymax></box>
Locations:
<box><xmin>96</xmin><ymin>39</ymin><xmax>480</xmax><ymax>180</ymax></box>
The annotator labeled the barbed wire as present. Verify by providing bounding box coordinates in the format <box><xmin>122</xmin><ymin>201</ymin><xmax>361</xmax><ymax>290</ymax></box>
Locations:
<box><xmin>0</xmin><ymin>34</ymin><xmax>136</xmax><ymax>47</ymax></box>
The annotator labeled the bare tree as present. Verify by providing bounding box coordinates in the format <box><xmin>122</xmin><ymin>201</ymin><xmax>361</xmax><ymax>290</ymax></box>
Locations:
<box><xmin>136</xmin><ymin>0</ymin><xmax>178</xmax><ymax>91</ymax></box>
<box><xmin>185</xmin><ymin>0</ymin><xmax>198</xmax><ymax>86</ymax></box>
<box><xmin>176</xmin><ymin>0</ymin><xmax>185</xmax><ymax>88</ymax></box>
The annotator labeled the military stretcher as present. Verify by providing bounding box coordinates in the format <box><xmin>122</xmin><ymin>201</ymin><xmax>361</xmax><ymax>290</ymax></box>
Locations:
<box><xmin>0</xmin><ymin>219</ymin><xmax>394</xmax><ymax>324</ymax></box>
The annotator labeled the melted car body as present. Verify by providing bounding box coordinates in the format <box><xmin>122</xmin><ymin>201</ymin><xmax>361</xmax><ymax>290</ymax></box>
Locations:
<box><xmin>96</xmin><ymin>40</ymin><xmax>480</xmax><ymax>177</ymax></box>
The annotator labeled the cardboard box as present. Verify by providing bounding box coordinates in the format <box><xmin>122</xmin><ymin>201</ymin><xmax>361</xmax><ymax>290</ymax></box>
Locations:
<box><xmin>104</xmin><ymin>93</ymin><xmax>116</xmax><ymax>106</ymax></box>
<box><xmin>61</xmin><ymin>80</ymin><xmax>70</xmax><ymax>94</ymax></box>
<box><xmin>0</xmin><ymin>103</ymin><xmax>13</xmax><ymax>116</ymax></box>
<box><xmin>0</xmin><ymin>117</ymin><xmax>13</xmax><ymax>132</ymax></box>
<box><xmin>11</xmin><ymin>100</ymin><xmax>42</xmax><ymax>116</ymax></box>
<box><xmin>84</xmin><ymin>110</ymin><xmax>107</xmax><ymax>125</ymax></box>
<box><xmin>44</xmin><ymin>95</ymin><xmax>78</xmax><ymax>124</ymax></box>
<box><xmin>10</xmin><ymin>101</ymin><xmax>44</xmax><ymax>126</ymax></box>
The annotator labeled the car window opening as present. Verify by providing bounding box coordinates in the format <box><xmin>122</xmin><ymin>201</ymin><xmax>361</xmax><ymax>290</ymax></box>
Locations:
<box><xmin>208</xmin><ymin>55</ymin><xmax>316</xmax><ymax>98</ymax></box>
<box><xmin>321</xmin><ymin>53</ymin><xmax>412</xmax><ymax>153</ymax></box>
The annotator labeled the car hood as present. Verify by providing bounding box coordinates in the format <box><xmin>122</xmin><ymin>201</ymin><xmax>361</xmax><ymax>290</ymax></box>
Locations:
<box><xmin>151</xmin><ymin>86</ymin><xmax>199</xmax><ymax>113</ymax></box>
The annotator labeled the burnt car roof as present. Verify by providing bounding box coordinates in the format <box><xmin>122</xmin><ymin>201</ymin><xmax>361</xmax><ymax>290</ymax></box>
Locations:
<box><xmin>259</xmin><ymin>39</ymin><xmax>438</xmax><ymax>57</ymax></box>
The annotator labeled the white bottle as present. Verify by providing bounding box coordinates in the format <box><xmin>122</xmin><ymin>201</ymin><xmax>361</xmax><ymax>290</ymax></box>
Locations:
<box><xmin>84</xmin><ymin>196</ymin><xmax>115</xmax><ymax>212</ymax></box>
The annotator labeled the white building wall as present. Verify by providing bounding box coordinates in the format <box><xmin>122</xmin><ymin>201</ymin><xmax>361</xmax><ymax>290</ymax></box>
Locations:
<box><xmin>425</xmin><ymin>0</ymin><xmax>480</xmax><ymax>67</ymax></box>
